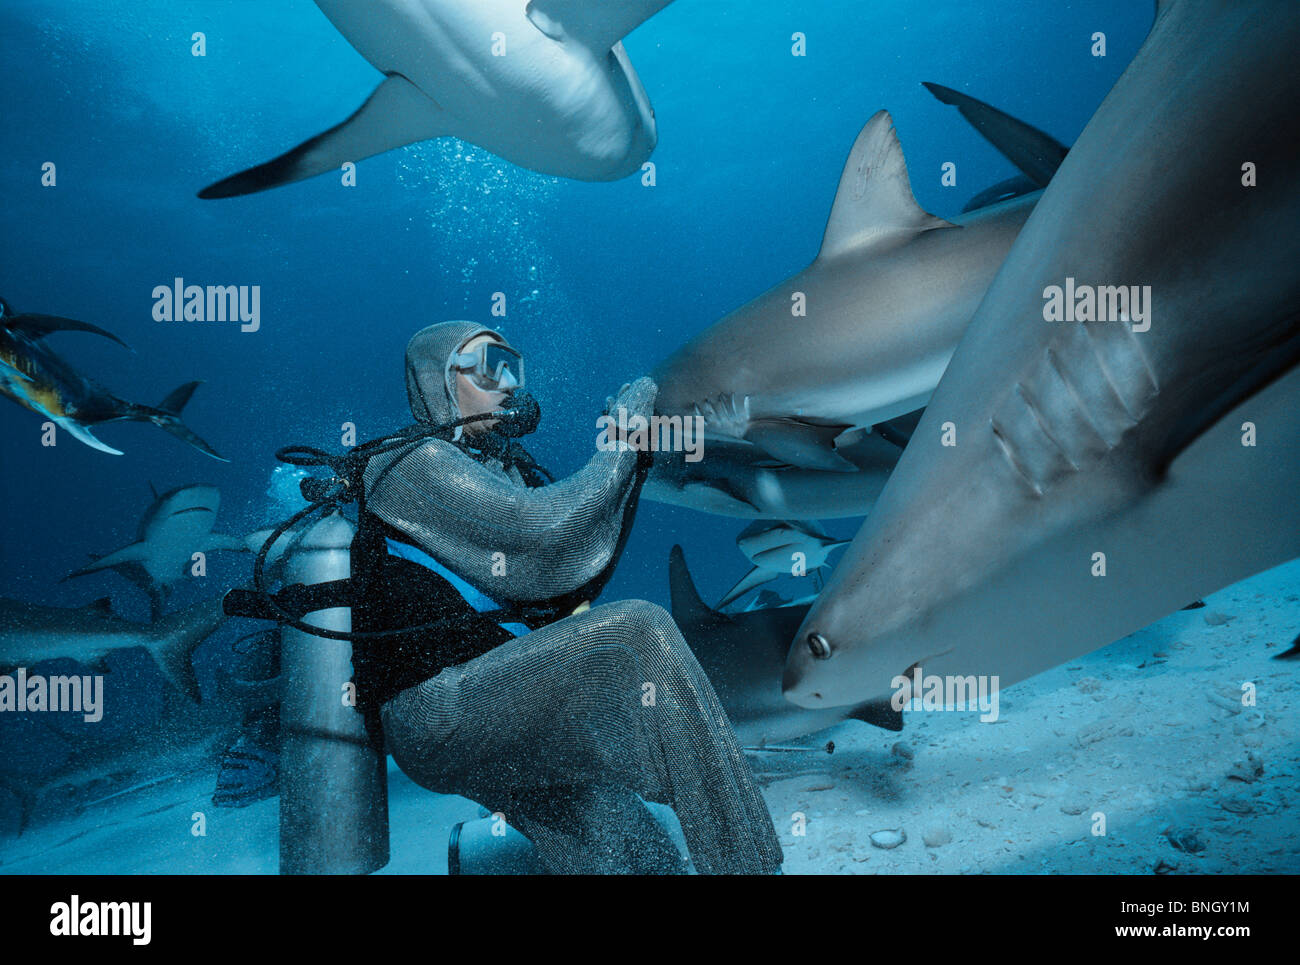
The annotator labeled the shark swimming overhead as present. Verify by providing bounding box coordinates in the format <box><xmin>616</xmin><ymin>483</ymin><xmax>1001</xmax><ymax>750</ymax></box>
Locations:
<box><xmin>0</xmin><ymin>298</ymin><xmax>226</xmax><ymax>460</ymax></box>
<box><xmin>783</xmin><ymin>0</ymin><xmax>1300</xmax><ymax>710</ymax></box>
<box><xmin>65</xmin><ymin>485</ymin><xmax>248</xmax><ymax>619</ymax></box>
<box><xmin>648</xmin><ymin>88</ymin><xmax>1067</xmax><ymax>514</ymax></box>
<box><xmin>198</xmin><ymin>0</ymin><xmax>674</xmax><ymax>198</ymax></box>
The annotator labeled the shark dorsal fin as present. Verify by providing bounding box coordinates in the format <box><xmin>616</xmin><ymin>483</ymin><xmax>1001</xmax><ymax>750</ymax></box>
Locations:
<box><xmin>526</xmin><ymin>0</ymin><xmax>673</xmax><ymax>51</ymax></box>
<box><xmin>818</xmin><ymin>111</ymin><xmax>954</xmax><ymax>262</ymax></box>
<box><xmin>87</xmin><ymin>596</ymin><xmax>115</xmax><ymax>615</ymax></box>
<box><xmin>668</xmin><ymin>545</ymin><xmax>726</xmax><ymax>630</ymax></box>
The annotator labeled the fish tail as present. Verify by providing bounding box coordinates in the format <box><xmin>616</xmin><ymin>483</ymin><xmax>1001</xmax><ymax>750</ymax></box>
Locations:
<box><xmin>129</xmin><ymin>381</ymin><xmax>229</xmax><ymax>461</ymax></box>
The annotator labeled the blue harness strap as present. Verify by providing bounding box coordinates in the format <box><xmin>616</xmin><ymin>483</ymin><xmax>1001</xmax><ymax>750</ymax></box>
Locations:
<box><xmin>384</xmin><ymin>537</ymin><xmax>531</xmax><ymax>638</ymax></box>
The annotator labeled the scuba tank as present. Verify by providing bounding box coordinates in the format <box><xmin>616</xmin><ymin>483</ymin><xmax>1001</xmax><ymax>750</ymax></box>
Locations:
<box><xmin>277</xmin><ymin>511</ymin><xmax>388</xmax><ymax>875</ymax></box>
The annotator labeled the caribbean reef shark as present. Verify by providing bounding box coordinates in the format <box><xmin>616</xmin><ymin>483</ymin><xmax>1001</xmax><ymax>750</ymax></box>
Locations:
<box><xmin>65</xmin><ymin>485</ymin><xmax>248</xmax><ymax>620</ymax></box>
<box><xmin>784</xmin><ymin>0</ymin><xmax>1300</xmax><ymax>709</ymax></box>
<box><xmin>199</xmin><ymin>0</ymin><xmax>673</xmax><ymax>198</ymax></box>
<box><xmin>648</xmin><ymin>88</ymin><xmax>1066</xmax><ymax>515</ymax></box>
<box><xmin>0</xmin><ymin>595</ymin><xmax>229</xmax><ymax>703</ymax></box>
<box><xmin>669</xmin><ymin>546</ymin><xmax>900</xmax><ymax>747</ymax></box>
<box><xmin>0</xmin><ymin>298</ymin><xmax>225</xmax><ymax>460</ymax></box>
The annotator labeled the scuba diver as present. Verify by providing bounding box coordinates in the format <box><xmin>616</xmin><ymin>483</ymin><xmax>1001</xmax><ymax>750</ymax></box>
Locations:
<box><xmin>349</xmin><ymin>321</ymin><xmax>783</xmax><ymax>874</ymax></box>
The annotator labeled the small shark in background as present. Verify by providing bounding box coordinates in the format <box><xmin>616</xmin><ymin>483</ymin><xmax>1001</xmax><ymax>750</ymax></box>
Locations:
<box><xmin>65</xmin><ymin>485</ymin><xmax>249</xmax><ymax>619</ymax></box>
<box><xmin>717</xmin><ymin>519</ymin><xmax>849</xmax><ymax>610</ymax></box>
<box><xmin>669</xmin><ymin>546</ymin><xmax>900</xmax><ymax>748</ymax></box>
<box><xmin>0</xmin><ymin>297</ymin><xmax>226</xmax><ymax>460</ymax></box>
<box><xmin>199</xmin><ymin>0</ymin><xmax>674</xmax><ymax>197</ymax></box>
<box><xmin>784</xmin><ymin>0</ymin><xmax>1300</xmax><ymax>710</ymax></box>
<box><xmin>0</xmin><ymin>595</ymin><xmax>228</xmax><ymax>703</ymax></box>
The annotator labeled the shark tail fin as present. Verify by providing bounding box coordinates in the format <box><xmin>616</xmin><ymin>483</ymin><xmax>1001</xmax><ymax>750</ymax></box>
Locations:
<box><xmin>922</xmin><ymin>81</ymin><xmax>1068</xmax><ymax>188</ymax></box>
<box><xmin>133</xmin><ymin>381</ymin><xmax>228</xmax><ymax>462</ymax></box>
<box><xmin>198</xmin><ymin>73</ymin><xmax>446</xmax><ymax>199</ymax></box>
<box><xmin>146</xmin><ymin>597</ymin><xmax>229</xmax><ymax>702</ymax></box>
<box><xmin>1276</xmin><ymin>631</ymin><xmax>1300</xmax><ymax>660</ymax></box>
<box><xmin>669</xmin><ymin>545</ymin><xmax>726</xmax><ymax>630</ymax></box>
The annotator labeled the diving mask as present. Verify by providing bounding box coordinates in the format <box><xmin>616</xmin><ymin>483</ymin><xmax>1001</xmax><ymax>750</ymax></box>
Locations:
<box><xmin>451</xmin><ymin>339</ymin><xmax>524</xmax><ymax>392</ymax></box>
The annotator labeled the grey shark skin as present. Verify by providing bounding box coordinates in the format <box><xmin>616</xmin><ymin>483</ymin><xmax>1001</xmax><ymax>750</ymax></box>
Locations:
<box><xmin>651</xmin><ymin>108</ymin><xmax>1049</xmax><ymax>476</ymax></box>
<box><xmin>784</xmin><ymin>0</ymin><xmax>1300</xmax><ymax>710</ymax></box>
<box><xmin>0</xmin><ymin>595</ymin><xmax>228</xmax><ymax>702</ymax></box>
<box><xmin>643</xmin><ymin>426</ymin><xmax>899</xmax><ymax>519</ymax></box>
<box><xmin>668</xmin><ymin>546</ymin><xmax>900</xmax><ymax>747</ymax></box>
<box><xmin>66</xmin><ymin>485</ymin><xmax>247</xmax><ymax>619</ymax></box>
<box><xmin>199</xmin><ymin>0</ymin><xmax>672</xmax><ymax>198</ymax></box>
<box><xmin>0</xmin><ymin>298</ymin><xmax>226</xmax><ymax>460</ymax></box>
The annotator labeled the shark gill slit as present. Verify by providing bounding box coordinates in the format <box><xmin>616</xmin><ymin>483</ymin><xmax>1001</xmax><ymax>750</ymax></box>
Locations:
<box><xmin>1080</xmin><ymin>320</ymin><xmax>1158</xmax><ymax>426</ymax></box>
<box><xmin>989</xmin><ymin>417</ymin><xmax>1044</xmax><ymax>496</ymax></box>
<box><xmin>1012</xmin><ymin>382</ymin><xmax>1078</xmax><ymax>471</ymax></box>
<box><xmin>1043</xmin><ymin>347</ymin><xmax>1110</xmax><ymax>451</ymax></box>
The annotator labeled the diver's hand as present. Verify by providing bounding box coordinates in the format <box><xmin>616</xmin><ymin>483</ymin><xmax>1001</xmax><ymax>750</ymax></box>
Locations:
<box><xmin>604</xmin><ymin>377</ymin><xmax>657</xmax><ymax>419</ymax></box>
<box><xmin>603</xmin><ymin>377</ymin><xmax>658</xmax><ymax>453</ymax></box>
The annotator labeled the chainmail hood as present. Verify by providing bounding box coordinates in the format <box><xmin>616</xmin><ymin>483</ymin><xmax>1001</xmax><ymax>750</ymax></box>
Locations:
<box><xmin>404</xmin><ymin>321</ymin><xmax>506</xmax><ymax>426</ymax></box>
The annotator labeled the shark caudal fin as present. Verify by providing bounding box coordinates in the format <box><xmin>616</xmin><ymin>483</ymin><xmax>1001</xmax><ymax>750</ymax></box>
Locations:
<box><xmin>1277</xmin><ymin>631</ymin><xmax>1300</xmax><ymax>660</ymax></box>
<box><xmin>198</xmin><ymin>74</ymin><xmax>447</xmax><ymax>199</ymax></box>
<box><xmin>922</xmin><ymin>82</ymin><xmax>1068</xmax><ymax>189</ymax></box>
<box><xmin>668</xmin><ymin>545</ymin><xmax>727</xmax><ymax>631</ymax></box>
<box><xmin>133</xmin><ymin>381</ymin><xmax>228</xmax><ymax>461</ymax></box>
<box><xmin>145</xmin><ymin>597</ymin><xmax>229</xmax><ymax>702</ymax></box>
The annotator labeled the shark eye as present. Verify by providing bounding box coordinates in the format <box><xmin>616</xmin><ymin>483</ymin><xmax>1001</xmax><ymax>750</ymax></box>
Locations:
<box><xmin>806</xmin><ymin>632</ymin><xmax>831</xmax><ymax>660</ymax></box>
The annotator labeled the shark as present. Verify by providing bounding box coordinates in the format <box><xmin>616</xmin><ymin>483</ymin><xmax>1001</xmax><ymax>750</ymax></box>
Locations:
<box><xmin>649</xmin><ymin>90</ymin><xmax>1068</xmax><ymax>480</ymax></box>
<box><xmin>0</xmin><ymin>298</ymin><xmax>226</xmax><ymax>460</ymax></box>
<box><xmin>717</xmin><ymin>519</ymin><xmax>849</xmax><ymax>610</ymax></box>
<box><xmin>198</xmin><ymin>0</ymin><xmax>674</xmax><ymax>198</ymax></box>
<box><xmin>644</xmin><ymin>423</ymin><xmax>903</xmax><ymax>519</ymax></box>
<box><xmin>783</xmin><ymin>0</ymin><xmax>1300</xmax><ymax>710</ymax></box>
<box><xmin>65</xmin><ymin>485</ymin><xmax>248</xmax><ymax>620</ymax></box>
<box><xmin>668</xmin><ymin>546</ymin><xmax>900</xmax><ymax>748</ymax></box>
<box><xmin>0</xmin><ymin>595</ymin><xmax>229</xmax><ymax>703</ymax></box>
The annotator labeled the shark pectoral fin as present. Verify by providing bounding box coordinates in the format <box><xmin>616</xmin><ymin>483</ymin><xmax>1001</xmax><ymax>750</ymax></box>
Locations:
<box><xmin>922</xmin><ymin>82</ymin><xmax>1068</xmax><ymax>188</ymax></box>
<box><xmin>817</xmin><ymin>110</ymin><xmax>955</xmax><ymax>262</ymax></box>
<box><xmin>745</xmin><ymin>420</ymin><xmax>858</xmax><ymax>472</ymax></box>
<box><xmin>717</xmin><ymin>565</ymin><xmax>778</xmax><ymax>610</ymax></box>
<box><xmin>847</xmin><ymin>698</ymin><xmax>904</xmax><ymax>732</ymax></box>
<box><xmin>198</xmin><ymin>73</ymin><xmax>446</xmax><ymax>199</ymax></box>
<box><xmin>204</xmin><ymin>533</ymin><xmax>251</xmax><ymax>553</ymax></box>
<box><xmin>526</xmin><ymin>0</ymin><xmax>674</xmax><ymax>49</ymax></box>
<box><xmin>65</xmin><ymin>541</ymin><xmax>149</xmax><ymax>579</ymax></box>
<box><xmin>59</xmin><ymin>420</ymin><xmax>125</xmax><ymax>456</ymax></box>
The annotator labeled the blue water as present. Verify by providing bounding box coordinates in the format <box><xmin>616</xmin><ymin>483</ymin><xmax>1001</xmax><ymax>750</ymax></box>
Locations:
<box><xmin>0</xmin><ymin>0</ymin><xmax>1157</xmax><ymax>849</ymax></box>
